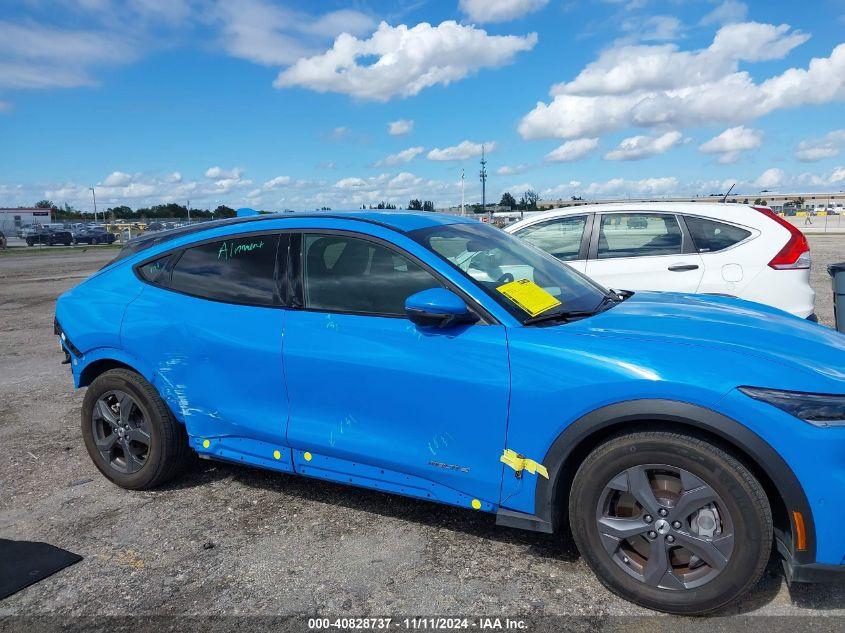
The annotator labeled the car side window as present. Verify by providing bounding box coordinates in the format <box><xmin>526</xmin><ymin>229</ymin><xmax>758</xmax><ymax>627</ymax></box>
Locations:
<box><xmin>169</xmin><ymin>234</ymin><xmax>279</xmax><ymax>306</ymax></box>
<box><xmin>514</xmin><ymin>215</ymin><xmax>587</xmax><ymax>261</ymax></box>
<box><xmin>303</xmin><ymin>234</ymin><xmax>442</xmax><ymax>316</ymax></box>
<box><xmin>597</xmin><ymin>213</ymin><xmax>682</xmax><ymax>259</ymax></box>
<box><xmin>685</xmin><ymin>216</ymin><xmax>752</xmax><ymax>253</ymax></box>
<box><xmin>137</xmin><ymin>255</ymin><xmax>171</xmax><ymax>285</ymax></box>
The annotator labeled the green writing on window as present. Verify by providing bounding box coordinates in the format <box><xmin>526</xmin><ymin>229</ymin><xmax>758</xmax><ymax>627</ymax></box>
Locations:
<box><xmin>217</xmin><ymin>240</ymin><xmax>265</xmax><ymax>261</ymax></box>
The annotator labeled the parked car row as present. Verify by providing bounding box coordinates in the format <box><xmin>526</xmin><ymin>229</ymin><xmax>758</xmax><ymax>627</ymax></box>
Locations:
<box><xmin>16</xmin><ymin>223</ymin><xmax>118</xmax><ymax>246</ymax></box>
<box><xmin>25</xmin><ymin>226</ymin><xmax>74</xmax><ymax>246</ymax></box>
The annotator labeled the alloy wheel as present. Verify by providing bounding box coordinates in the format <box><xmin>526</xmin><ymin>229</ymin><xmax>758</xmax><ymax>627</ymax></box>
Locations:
<box><xmin>596</xmin><ymin>464</ymin><xmax>735</xmax><ymax>590</ymax></box>
<box><xmin>91</xmin><ymin>390</ymin><xmax>151</xmax><ymax>474</ymax></box>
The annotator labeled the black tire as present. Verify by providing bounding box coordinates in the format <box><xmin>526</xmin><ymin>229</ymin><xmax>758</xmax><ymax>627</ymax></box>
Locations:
<box><xmin>82</xmin><ymin>368</ymin><xmax>189</xmax><ymax>489</ymax></box>
<box><xmin>26</xmin><ymin>239</ymin><xmax>33</xmax><ymax>246</ymax></box>
<box><xmin>569</xmin><ymin>430</ymin><xmax>772</xmax><ymax>615</ymax></box>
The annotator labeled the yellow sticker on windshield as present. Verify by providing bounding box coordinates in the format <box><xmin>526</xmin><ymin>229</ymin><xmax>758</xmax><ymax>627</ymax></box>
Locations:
<box><xmin>496</xmin><ymin>279</ymin><xmax>562</xmax><ymax>317</ymax></box>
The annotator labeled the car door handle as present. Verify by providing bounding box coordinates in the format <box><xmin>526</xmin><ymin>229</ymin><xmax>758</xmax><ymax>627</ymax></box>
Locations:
<box><xmin>667</xmin><ymin>264</ymin><xmax>699</xmax><ymax>272</ymax></box>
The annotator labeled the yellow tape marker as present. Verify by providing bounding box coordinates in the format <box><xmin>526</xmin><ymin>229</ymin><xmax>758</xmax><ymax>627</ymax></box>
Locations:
<box><xmin>471</xmin><ymin>499</ymin><xmax>482</xmax><ymax>510</ymax></box>
<box><xmin>273</xmin><ymin>450</ymin><xmax>281</xmax><ymax>460</ymax></box>
<box><xmin>500</xmin><ymin>449</ymin><xmax>549</xmax><ymax>479</ymax></box>
<box><xmin>495</xmin><ymin>279</ymin><xmax>561</xmax><ymax>317</ymax></box>
<box><xmin>202</xmin><ymin>439</ymin><xmax>210</xmax><ymax>449</ymax></box>
<box><xmin>304</xmin><ymin>451</ymin><xmax>313</xmax><ymax>462</ymax></box>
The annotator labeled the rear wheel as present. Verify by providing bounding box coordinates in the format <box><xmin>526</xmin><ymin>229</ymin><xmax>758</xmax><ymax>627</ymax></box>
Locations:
<box><xmin>82</xmin><ymin>368</ymin><xmax>189</xmax><ymax>489</ymax></box>
<box><xmin>569</xmin><ymin>431</ymin><xmax>772</xmax><ymax>614</ymax></box>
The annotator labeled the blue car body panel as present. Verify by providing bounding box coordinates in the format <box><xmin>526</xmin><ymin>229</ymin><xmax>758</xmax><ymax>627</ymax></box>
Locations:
<box><xmin>55</xmin><ymin>211</ymin><xmax>845</xmax><ymax>569</ymax></box>
<box><xmin>283</xmin><ymin>310</ymin><xmax>509</xmax><ymax>507</ymax></box>
<box><xmin>121</xmin><ymin>284</ymin><xmax>289</xmax><ymax>446</ymax></box>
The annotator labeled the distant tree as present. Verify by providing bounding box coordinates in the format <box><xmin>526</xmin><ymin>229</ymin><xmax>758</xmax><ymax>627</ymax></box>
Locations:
<box><xmin>408</xmin><ymin>199</ymin><xmax>423</xmax><ymax>210</ymax></box>
<box><xmin>422</xmin><ymin>200</ymin><xmax>435</xmax><ymax>212</ymax></box>
<box><xmin>35</xmin><ymin>200</ymin><xmax>54</xmax><ymax>209</ymax></box>
<box><xmin>522</xmin><ymin>189</ymin><xmax>540</xmax><ymax>210</ymax></box>
<box><xmin>499</xmin><ymin>192</ymin><xmax>516</xmax><ymax>208</ymax></box>
<box><xmin>214</xmin><ymin>205</ymin><xmax>236</xmax><ymax>218</ymax></box>
<box><xmin>108</xmin><ymin>205</ymin><xmax>133</xmax><ymax>219</ymax></box>
<box><xmin>797</xmin><ymin>197</ymin><xmax>806</xmax><ymax>209</ymax></box>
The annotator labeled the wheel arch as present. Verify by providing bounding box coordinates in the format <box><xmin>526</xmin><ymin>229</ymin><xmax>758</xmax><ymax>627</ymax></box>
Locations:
<box><xmin>536</xmin><ymin>399</ymin><xmax>815</xmax><ymax>564</ymax></box>
<box><xmin>76</xmin><ymin>348</ymin><xmax>151</xmax><ymax>389</ymax></box>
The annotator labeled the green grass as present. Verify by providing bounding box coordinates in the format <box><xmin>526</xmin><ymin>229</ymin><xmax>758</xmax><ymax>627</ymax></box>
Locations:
<box><xmin>0</xmin><ymin>244</ymin><xmax>121</xmax><ymax>257</ymax></box>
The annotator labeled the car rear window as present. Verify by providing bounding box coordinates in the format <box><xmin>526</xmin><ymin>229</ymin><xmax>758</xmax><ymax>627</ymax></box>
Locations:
<box><xmin>137</xmin><ymin>255</ymin><xmax>169</xmax><ymax>284</ymax></box>
<box><xmin>685</xmin><ymin>216</ymin><xmax>751</xmax><ymax>253</ymax></box>
<box><xmin>169</xmin><ymin>234</ymin><xmax>280</xmax><ymax>306</ymax></box>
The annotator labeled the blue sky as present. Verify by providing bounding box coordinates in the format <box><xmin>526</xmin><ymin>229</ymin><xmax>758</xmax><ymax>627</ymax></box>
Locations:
<box><xmin>2</xmin><ymin>0</ymin><xmax>845</xmax><ymax>211</ymax></box>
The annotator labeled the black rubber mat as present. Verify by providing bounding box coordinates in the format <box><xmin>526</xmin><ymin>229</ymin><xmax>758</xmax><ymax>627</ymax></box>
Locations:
<box><xmin>0</xmin><ymin>539</ymin><xmax>82</xmax><ymax>600</ymax></box>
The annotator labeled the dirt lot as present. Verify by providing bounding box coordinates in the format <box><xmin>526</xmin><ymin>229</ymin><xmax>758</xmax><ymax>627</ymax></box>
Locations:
<box><xmin>0</xmin><ymin>238</ymin><xmax>843</xmax><ymax>623</ymax></box>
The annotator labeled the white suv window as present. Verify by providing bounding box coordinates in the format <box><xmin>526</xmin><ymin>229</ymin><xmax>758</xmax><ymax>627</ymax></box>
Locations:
<box><xmin>513</xmin><ymin>215</ymin><xmax>587</xmax><ymax>261</ymax></box>
<box><xmin>684</xmin><ymin>216</ymin><xmax>751</xmax><ymax>253</ymax></box>
<box><xmin>597</xmin><ymin>213</ymin><xmax>682</xmax><ymax>259</ymax></box>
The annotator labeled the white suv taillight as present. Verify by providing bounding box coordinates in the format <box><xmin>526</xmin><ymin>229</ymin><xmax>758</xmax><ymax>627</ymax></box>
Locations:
<box><xmin>754</xmin><ymin>207</ymin><xmax>811</xmax><ymax>270</ymax></box>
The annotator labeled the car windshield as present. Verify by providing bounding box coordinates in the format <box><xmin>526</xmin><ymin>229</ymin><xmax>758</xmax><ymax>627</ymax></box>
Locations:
<box><xmin>410</xmin><ymin>221</ymin><xmax>609</xmax><ymax>324</ymax></box>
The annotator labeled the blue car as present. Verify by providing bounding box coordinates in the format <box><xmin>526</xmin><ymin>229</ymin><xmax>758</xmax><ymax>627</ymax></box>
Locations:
<box><xmin>56</xmin><ymin>211</ymin><xmax>845</xmax><ymax>614</ymax></box>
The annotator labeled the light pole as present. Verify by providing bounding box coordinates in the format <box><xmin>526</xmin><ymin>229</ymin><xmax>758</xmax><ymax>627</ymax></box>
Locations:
<box><xmin>460</xmin><ymin>169</ymin><xmax>465</xmax><ymax>215</ymax></box>
<box><xmin>479</xmin><ymin>145</ymin><xmax>487</xmax><ymax>222</ymax></box>
<box><xmin>89</xmin><ymin>187</ymin><xmax>97</xmax><ymax>223</ymax></box>
<box><xmin>187</xmin><ymin>200</ymin><xmax>191</xmax><ymax>224</ymax></box>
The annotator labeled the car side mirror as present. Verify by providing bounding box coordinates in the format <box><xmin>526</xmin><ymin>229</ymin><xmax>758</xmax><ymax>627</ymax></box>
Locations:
<box><xmin>405</xmin><ymin>288</ymin><xmax>479</xmax><ymax>329</ymax></box>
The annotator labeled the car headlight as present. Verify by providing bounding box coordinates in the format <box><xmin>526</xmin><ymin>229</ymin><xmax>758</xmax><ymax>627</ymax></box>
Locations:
<box><xmin>740</xmin><ymin>387</ymin><xmax>845</xmax><ymax>427</ymax></box>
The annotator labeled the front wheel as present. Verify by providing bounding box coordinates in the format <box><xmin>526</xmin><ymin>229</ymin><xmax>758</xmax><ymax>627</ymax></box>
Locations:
<box><xmin>569</xmin><ymin>431</ymin><xmax>772</xmax><ymax>614</ymax></box>
<box><xmin>81</xmin><ymin>368</ymin><xmax>190</xmax><ymax>489</ymax></box>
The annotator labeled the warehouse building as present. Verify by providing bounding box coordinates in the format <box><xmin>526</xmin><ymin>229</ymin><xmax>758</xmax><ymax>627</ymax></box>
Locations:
<box><xmin>537</xmin><ymin>193</ymin><xmax>845</xmax><ymax>213</ymax></box>
<box><xmin>0</xmin><ymin>208</ymin><xmax>51</xmax><ymax>234</ymax></box>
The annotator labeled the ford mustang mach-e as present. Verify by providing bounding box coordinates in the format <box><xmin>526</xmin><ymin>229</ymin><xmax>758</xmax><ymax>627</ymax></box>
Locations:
<box><xmin>55</xmin><ymin>211</ymin><xmax>845</xmax><ymax>614</ymax></box>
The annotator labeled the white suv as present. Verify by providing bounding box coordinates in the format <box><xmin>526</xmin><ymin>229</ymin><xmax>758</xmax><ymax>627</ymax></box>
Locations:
<box><xmin>505</xmin><ymin>202</ymin><xmax>815</xmax><ymax>319</ymax></box>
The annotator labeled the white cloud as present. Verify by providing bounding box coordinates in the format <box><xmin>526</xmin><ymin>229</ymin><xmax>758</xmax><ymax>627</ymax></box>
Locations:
<box><xmin>165</xmin><ymin>171</ymin><xmax>182</xmax><ymax>183</ymax></box>
<box><xmin>795</xmin><ymin>129</ymin><xmax>845</xmax><ymax>162</ymax></box>
<box><xmin>518</xmin><ymin>22</ymin><xmax>830</xmax><ymax>141</ymax></box>
<box><xmin>205</xmin><ymin>166</ymin><xmax>243</xmax><ymax>179</ymax></box>
<box><xmin>500</xmin><ymin>183</ymin><xmax>534</xmax><ymax>197</ymax></box>
<box><xmin>755</xmin><ymin>167</ymin><xmax>785</xmax><ymax>189</ymax></box>
<box><xmin>388</xmin><ymin>119</ymin><xmax>414</xmax><ymax>135</ymax></box>
<box><xmin>0</xmin><ymin>20</ymin><xmax>137</xmax><ymax>90</ymax></box>
<box><xmin>326</xmin><ymin>126</ymin><xmax>350</xmax><ymax>141</ymax></box>
<box><xmin>497</xmin><ymin>164</ymin><xmax>532</xmax><ymax>175</ymax></box>
<box><xmin>102</xmin><ymin>171</ymin><xmax>133</xmax><ymax>187</ymax></box>
<box><xmin>274</xmin><ymin>21</ymin><xmax>537</xmax><ymax>101</ymax></box>
<box><xmin>459</xmin><ymin>0</ymin><xmax>548</xmax><ymax>23</ymax></box>
<box><xmin>427</xmin><ymin>140</ymin><xmax>497</xmax><ymax>161</ymax></box>
<box><xmin>214</xmin><ymin>0</ymin><xmax>375</xmax><ymax>67</ymax></box>
<box><xmin>604</xmin><ymin>131</ymin><xmax>682</xmax><ymax>161</ymax></box>
<box><xmin>571</xmin><ymin>176</ymin><xmax>681</xmax><ymax>198</ymax></box>
<box><xmin>545</xmin><ymin>138</ymin><xmax>599</xmax><ymax>162</ymax></box>
<box><xmin>621</xmin><ymin>16</ymin><xmax>684</xmax><ymax>42</ymax></box>
<box><xmin>700</xmin><ymin>1</ymin><xmax>748</xmax><ymax>26</ymax></box>
<box><xmin>373</xmin><ymin>146</ymin><xmax>425</xmax><ymax>167</ymax></box>
<box><xmin>264</xmin><ymin>176</ymin><xmax>292</xmax><ymax>189</ymax></box>
<box><xmin>699</xmin><ymin>126</ymin><xmax>763</xmax><ymax>163</ymax></box>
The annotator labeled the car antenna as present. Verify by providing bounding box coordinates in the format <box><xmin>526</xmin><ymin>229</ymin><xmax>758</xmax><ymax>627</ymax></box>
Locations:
<box><xmin>721</xmin><ymin>183</ymin><xmax>735</xmax><ymax>203</ymax></box>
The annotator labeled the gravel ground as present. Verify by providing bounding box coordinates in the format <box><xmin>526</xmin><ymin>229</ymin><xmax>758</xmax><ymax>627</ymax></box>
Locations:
<box><xmin>0</xmin><ymin>237</ymin><xmax>843</xmax><ymax>624</ymax></box>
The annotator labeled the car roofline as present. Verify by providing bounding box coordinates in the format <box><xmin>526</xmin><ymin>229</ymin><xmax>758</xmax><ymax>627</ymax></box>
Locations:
<box><xmin>108</xmin><ymin>212</ymin><xmax>436</xmax><ymax>266</ymax></box>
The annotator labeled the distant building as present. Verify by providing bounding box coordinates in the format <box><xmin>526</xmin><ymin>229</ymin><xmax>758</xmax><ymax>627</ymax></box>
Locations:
<box><xmin>536</xmin><ymin>193</ymin><xmax>845</xmax><ymax>214</ymax></box>
<box><xmin>0</xmin><ymin>208</ymin><xmax>51</xmax><ymax>234</ymax></box>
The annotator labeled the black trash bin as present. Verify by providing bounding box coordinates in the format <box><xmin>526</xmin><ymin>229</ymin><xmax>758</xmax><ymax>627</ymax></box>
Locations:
<box><xmin>830</xmin><ymin>262</ymin><xmax>845</xmax><ymax>333</ymax></box>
